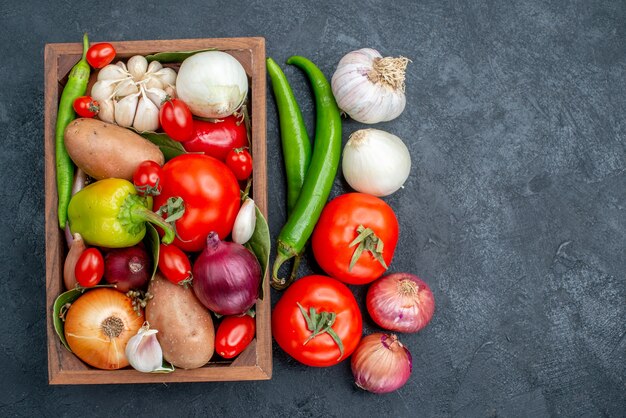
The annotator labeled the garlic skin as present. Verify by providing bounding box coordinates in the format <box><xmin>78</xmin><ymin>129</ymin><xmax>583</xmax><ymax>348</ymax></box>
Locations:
<box><xmin>342</xmin><ymin>129</ymin><xmax>411</xmax><ymax>197</ymax></box>
<box><xmin>98</xmin><ymin>99</ymin><xmax>116</xmax><ymax>123</ymax></box>
<box><xmin>97</xmin><ymin>64</ymin><xmax>131</xmax><ymax>81</ymax></box>
<box><xmin>133</xmin><ymin>89</ymin><xmax>160</xmax><ymax>132</ymax></box>
<box><xmin>232</xmin><ymin>198</ymin><xmax>256</xmax><ymax>244</ymax></box>
<box><xmin>127</xmin><ymin>55</ymin><xmax>148</xmax><ymax>80</ymax></box>
<box><xmin>91</xmin><ymin>79</ymin><xmax>118</xmax><ymax>102</ymax></box>
<box><xmin>331</xmin><ymin>48</ymin><xmax>409</xmax><ymax>124</ymax></box>
<box><xmin>125</xmin><ymin>325</ymin><xmax>163</xmax><ymax>373</ymax></box>
<box><xmin>145</xmin><ymin>87</ymin><xmax>168</xmax><ymax>109</ymax></box>
<box><xmin>114</xmin><ymin>92</ymin><xmax>140</xmax><ymax>127</ymax></box>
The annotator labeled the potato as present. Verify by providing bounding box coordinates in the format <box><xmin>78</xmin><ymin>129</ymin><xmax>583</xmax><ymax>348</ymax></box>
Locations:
<box><xmin>146</xmin><ymin>273</ymin><xmax>215</xmax><ymax>369</ymax></box>
<box><xmin>64</xmin><ymin>118</ymin><xmax>164</xmax><ymax>180</ymax></box>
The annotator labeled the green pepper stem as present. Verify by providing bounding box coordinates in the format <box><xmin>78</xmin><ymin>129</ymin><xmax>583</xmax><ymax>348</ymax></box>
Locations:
<box><xmin>271</xmin><ymin>240</ymin><xmax>298</xmax><ymax>290</ymax></box>
<box><xmin>81</xmin><ymin>33</ymin><xmax>89</xmax><ymax>61</ymax></box>
<box><xmin>131</xmin><ymin>205</ymin><xmax>175</xmax><ymax>244</ymax></box>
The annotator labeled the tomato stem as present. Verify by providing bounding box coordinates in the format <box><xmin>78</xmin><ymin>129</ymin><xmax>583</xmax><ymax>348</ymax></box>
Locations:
<box><xmin>297</xmin><ymin>302</ymin><xmax>344</xmax><ymax>360</ymax></box>
<box><xmin>348</xmin><ymin>224</ymin><xmax>388</xmax><ymax>271</ymax></box>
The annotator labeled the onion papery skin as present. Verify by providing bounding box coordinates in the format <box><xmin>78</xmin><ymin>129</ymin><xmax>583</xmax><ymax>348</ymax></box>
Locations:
<box><xmin>64</xmin><ymin>288</ymin><xmax>145</xmax><ymax>370</ymax></box>
<box><xmin>351</xmin><ymin>333</ymin><xmax>412</xmax><ymax>394</ymax></box>
<box><xmin>192</xmin><ymin>232</ymin><xmax>261</xmax><ymax>315</ymax></box>
<box><xmin>366</xmin><ymin>273</ymin><xmax>435</xmax><ymax>333</ymax></box>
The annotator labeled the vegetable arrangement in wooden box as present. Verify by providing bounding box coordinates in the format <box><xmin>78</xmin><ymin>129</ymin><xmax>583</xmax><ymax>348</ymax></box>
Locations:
<box><xmin>45</xmin><ymin>36</ymin><xmax>270</xmax><ymax>385</ymax></box>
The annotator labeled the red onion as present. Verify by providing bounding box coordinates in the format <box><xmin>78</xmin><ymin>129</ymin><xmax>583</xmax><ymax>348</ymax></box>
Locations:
<box><xmin>366</xmin><ymin>273</ymin><xmax>435</xmax><ymax>333</ymax></box>
<box><xmin>351</xmin><ymin>333</ymin><xmax>412</xmax><ymax>394</ymax></box>
<box><xmin>104</xmin><ymin>245</ymin><xmax>152</xmax><ymax>292</ymax></box>
<box><xmin>192</xmin><ymin>232</ymin><xmax>261</xmax><ymax>315</ymax></box>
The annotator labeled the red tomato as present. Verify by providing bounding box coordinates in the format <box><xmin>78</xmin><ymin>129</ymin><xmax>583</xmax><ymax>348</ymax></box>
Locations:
<box><xmin>72</xmin><ymin>96</ymin><xmax>99</xmax><ymax>118</ymax></box>
<box><xmin>181</xmin><ymin>116</ymin><xmax>249</xmax><ymax>161</ymax></box>
<box><xmin>86</xmin><ymin>43</ymin><xmax>116</xmax><ymax>69</ymax></box>
<box><xmin>158</xmin><ymin>244</ymin><xmax>192</xmax><ymax>285</ymax></box>
<box><xmin>75</xmin><ymin>248</ymin><xmax>104</xmax><ymax>287</ymax></box>
<box><xmin>132</xmin><ymin>160</ymin><xmax>162</xmax><ymax>196</ymax></box>
<box><xmin>272</xmin><ymin>275</ymin><xmax>362</xmax><ymax>367</ymax></box>
<box><xmin>153</xmin><ymin>154</ymin><xmax>241</xmax><ymax>252</ymax></box>
<box><xmin>225</xmin><ymin>148</ymin><xmax>253</xmax><ymax>181</ymax></box>
<box><xmin>159</xmin><ymin>99</ymin><xmax>194</xmax><ymax>142</ymax></box>
<box><xmin>312</xmin><ymin>193</ymin><xmax>399</xmax><ymax>285</ymax></box>
<box><xmin>215</xmin><ymin>315</ymin><xmax>256</xmax><ymax>359</ymax></box>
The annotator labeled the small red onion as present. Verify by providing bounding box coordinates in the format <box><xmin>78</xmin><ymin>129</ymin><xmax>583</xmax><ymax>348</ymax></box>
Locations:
<box><xmin>192</xmin><ymin>232</ymin><xmax>261</xmax><ymax>315</ymax></box>
<box><xmin>351</xmin><ymin>333</ymin><xmax>412</xmax><ymax>394</ymax></box>
<box><xmin>366</xmin><ymin>273</ymin><xmax>435</xmax><ymax>333</ymax></box>
<box><xmin>104</xmin><ymin>245</ymin><xmax>152</xmax><ymax>292</ymax></box>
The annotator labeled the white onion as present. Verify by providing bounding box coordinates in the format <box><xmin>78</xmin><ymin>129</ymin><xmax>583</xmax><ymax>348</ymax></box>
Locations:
<box><xmin>176</xmin><ymin>51</ymin><xmax>248</xmax><ymax>118</ymax></box>
<box><xmin>342</xmin><ymin>129</ymin><xmax>411</xmax><ymax>197</ymax></box>
<box><xmin>331</xmin><ymin>48</ymin><xmax>409</xmax><ymax>124</ymax></box>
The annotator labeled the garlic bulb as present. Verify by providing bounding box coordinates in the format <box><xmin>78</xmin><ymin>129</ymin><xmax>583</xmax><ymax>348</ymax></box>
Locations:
<box><xmin>125</xmin><ymin>324</ymin><xmax>163</xmax><ymax>373</ymax></box>
<box><xmin>342</xmin><ymin>129</ymin><xmax>411</xmax><ymax>197</ymax></box>
<box><xmin>232</xmin><ymin>198</ymin><xmax>256</xmax><ymax>244</ymax></box>
<box><xmin>331</xmin><ymin>48</ymin><xmax>410</xmax><ymax>124</ymax></box>
<box><xmin>92</xmin><ymin>55</ymin><xmax>177</xmax><ymax>130</ymax></box>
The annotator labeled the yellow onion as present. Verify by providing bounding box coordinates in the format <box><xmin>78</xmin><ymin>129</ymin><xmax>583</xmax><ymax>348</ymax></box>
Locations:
<box><xmin>351</xmin><ymin>333</ymin><xmax>412</xmax><ymax>394</ymax></box>
<box><xmin>64</xmin><ymin>288</ymin><xmax>145</xmax><ymax>370</ymax></box>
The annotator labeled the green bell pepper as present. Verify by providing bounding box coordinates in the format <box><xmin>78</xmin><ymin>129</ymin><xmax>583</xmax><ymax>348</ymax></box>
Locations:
<box><xmin>68</xmin><ymin>178</ymin><xmax>175</xmax><ymax>248</ymax></box>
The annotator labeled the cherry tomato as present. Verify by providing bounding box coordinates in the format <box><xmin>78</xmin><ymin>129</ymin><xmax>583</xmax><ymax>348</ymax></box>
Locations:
<box><xmin>132</xmin><ymin>160</ymin><xmax>162</xmax><ymax>196</ymax></box>
<box><xmin>159</xmin><ymin>99</ymin><xmax>194</xmax><ymax>142</ymax></box>
<box><xmin>215</xmin><ymin>315</ymin><xmax>256</xmax><ymax>359</ymax></box>
<box><xmin>181</xmin><ymin>116</ymin><xmax>249</xmax><ymax>161</ymax></box>
<box><xmin>153</xmin><ymin>154</ymin><xmax>241</xmax><ymax>252</ymax></box>
<box><xmin>86</xmin><ymin>43</ymin><xmax>116</xmax><ymax>69</ymax></box>
<box><xmin>312</xmin><ymin>193</ymin><xmax>399</xmax><ymax>285</ymax></box>
<box><xmin>272</xmin><ymin>275</ymin><xmax>362</xmax><ymax>367</ymax></box>
<box><xmin>225</xmin><ymin>148</ymin><xmax>253</xmax><ymax>181</ymax></box>
<box><xmin>72</xmin><ymin>96</ymin><xmax>99</xmax><ymax>118</ymax></box>
<box><xmin>158</xmin><ymin>244</ymin><xmax>192</xmax><ymax>285</ymax></box>
<box><xmin>75</xmin><ymin>248</ymin><xmax>104</xmax><ymax>287</ymax></box>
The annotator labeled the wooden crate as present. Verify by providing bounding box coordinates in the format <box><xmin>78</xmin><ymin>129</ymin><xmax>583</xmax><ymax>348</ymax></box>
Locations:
<box><xmin>44</xmin><ymin>37</ymin><xmax>271</xmax><ymax>384</ymax></box>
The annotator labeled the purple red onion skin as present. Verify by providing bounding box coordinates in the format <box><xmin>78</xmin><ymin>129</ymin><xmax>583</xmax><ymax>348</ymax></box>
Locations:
<box><xmin>103</xmin><ymin>245</ymin><xmax>151</xmax><ymax>292</ymax></box>
<box><xmin>192</xmin><ymin>232</ymin><xmax>261</xmax><ymax>315</ymax></box>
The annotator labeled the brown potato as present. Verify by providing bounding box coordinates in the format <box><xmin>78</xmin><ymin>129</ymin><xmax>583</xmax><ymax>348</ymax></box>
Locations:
<box><xmin>64</xmin><ymin>118</ymin><xmax>164</xmax><ymax>180</ymax></box>
<box><xmin>146</xmin><ymin>273</ymin><xmax>215</xmax><ymax>369</ymax></box>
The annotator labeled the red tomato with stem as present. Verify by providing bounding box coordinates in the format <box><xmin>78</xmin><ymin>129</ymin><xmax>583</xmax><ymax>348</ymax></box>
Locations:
<box><xmin>272</xmin><ymin>275</ymin><xmax>362</xmax><ymax>367</ymax></box>
<box><xmin>225</xmin><ymin>147</ymin><xmax>253</xmax><ymax>181</ymax></box>
<box><xmin>215</xmin><ymin>314</ymin><xmax>256</xmax><ymax>359</ymax></box>
<box><xmin>153</xmin><ymin>154</ymin><xmax>241</xmax><ymax>252</ymax></box>
<box><xmin>158</xmin><ymin>244</ymin><xmax>192</xmax><ymax>285</ymax></box>
<box><xmin>159</xmin><ymin>99</ymin><xmax>194</xmax><ymax>142</ymax></box>
<box><xmin>75</xmin><ymin>248</ymin><xmax>104</xmax><ymax>287</ymax></box>
<box><xmin>312</xmin><ymin>193</ymin><xmax>399</xmax><ymax>285</ymax></box>
<box><xmin>132</xmin><ymin>160</ymin><xmax>162</xmax><ymax>196</ymax></box>
<box><xmin>86</xmin><ymin>43</ymin><xmax>116</xmax><ymax>69</ymax></box>
<box><xmin>73</xmin><ymin>96</ymin><xmax>99</xmax><ymax>118</ymax></box>
<box><xmin>181</xmin><ymin>116</ymin><xmax>249</xmax><ymax>161</ymax></box>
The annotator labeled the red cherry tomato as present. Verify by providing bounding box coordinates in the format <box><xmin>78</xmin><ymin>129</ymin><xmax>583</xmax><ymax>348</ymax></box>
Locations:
<box><xmin>159</xmin><ymin>99</ymin><xmax>194</xmax><ymax>142</ymax></box>
<box><xmin>158</xmin><ymin>244</ymin><xmax>192</xmax><ymax>285</ymax></box>
<box><xmin>75</xmin><ymin>248</ymin><xmax>104</xmax><ymax>287</ymax></box>
<box><xmin>181</xmin><ymin>116</ymin><xmax>249</xmax><ymax>161</ymax></box>
<box><xmin>86</xmin><ymin>43</ymin><xmax>116</xmax><ymax>69</ymax></box>
<box><xmin>72</xmin><ymin>96</ymin><xmax>99</xmax><ymax>118</ymax></box>
<box><xmin>225</xmin><ymin>148</ymin><xmax>253</xmax><ymax>181</ymax></box>
<box><xmin>132</xmin><ymin>160</ymin><xmax>162</xmax><ymax>196</ymax></box>
<box><xmin>215</xmin><ymin>315</ymin><xmax>256</xmax><ymax>359</ymax></box>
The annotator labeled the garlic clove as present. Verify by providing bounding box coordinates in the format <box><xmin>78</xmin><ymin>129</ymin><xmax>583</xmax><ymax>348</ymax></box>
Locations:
<box><xmin>98</xmin><ymin>99</ymin><xmax>116</xmax><ymax>123</ymax></box>
<box><xmin>97</xmin><ymin>64</ymin><xmax>131</xmax><ymax>81</ymax></box>
<box><xmin>114</xmin><ymin>78</ymin><xmax>139</xmax><ymax>97</ymax></box>
<box><xmin>114</xmin><ymin>92</ymin><xmax>140</xmax><ymax>127</ymax></box>
<box><xmin>127</xmin><ymin>55</ymin><xmax>149</xmax><ymax>81</ymax></box>
<box><xmin>116</xmin><ymin>60</ymin><xmax>128</xmax><ymax>71</ymax></box>
<box><xmin>146</xmin><ymin>60</ymin><xmax>163</xmax><ymax>75</ymax></box>
<box><xmin>143</xmin><ymin>74</ymin><xmax>164</xmax><ymax>90</ymax></box>
<box><xmin>125</xmin><ymin>325</ymin><xmax>163</xmax><ymax>373</ymax></box>
<box><xmin>145</xmin><ymin>87</ymin><xmax>168</xmax><ymax>109</ymax></box>
<box><xmin>91</xmin><ymin>79</ymin><xmax>118</xmax><ymax>102</ymax></box>
<box><xmin>164</xmin><ymin>85</ymin><xmax>177</xmax><ymax>99</ymax></box>
<box><xmin>133</xmin><ymin>90</ymin><xmax>160</xmax><ymax>132</ymax></box>
<box><xmin>232</xmin><ymin>198</ymin><xmax>256</xmax><ymax>244</ymax></box>
<box><xmin>154</xmin><ymin>67</ymin><xmax>177</xmax><ymax>87</ymax></box>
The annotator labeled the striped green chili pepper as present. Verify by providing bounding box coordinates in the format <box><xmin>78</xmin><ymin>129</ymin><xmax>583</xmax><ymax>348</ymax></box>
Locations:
<box><xmin>56</xmin><ymin>33</ymin><xmax>90</xmax><ymax>228</ymax></box>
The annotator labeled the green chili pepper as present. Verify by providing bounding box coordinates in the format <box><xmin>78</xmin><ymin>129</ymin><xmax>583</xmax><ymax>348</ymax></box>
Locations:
<box><xmin>267</xmin><ymin>57</ymin><xmax>313</xmax><ymax>285</ymax></box>
<box><xmin>271</xmin><ymin>56</ymin><xmax>342</xmax><ymax>290</ymax></box>
<box><xmin>68</xmin><ymin>178</ymin><xmax>175</xmax><ymax>248</ymax></box>
<box><xmin>56</xmin><ymin>33</ymin><xmax>91</xmax><ymax>229</ymax></box>
<box><xmin>266</xmin><ymin>57</ymin><xmax>312</xmax><ymax>213</ymax></box>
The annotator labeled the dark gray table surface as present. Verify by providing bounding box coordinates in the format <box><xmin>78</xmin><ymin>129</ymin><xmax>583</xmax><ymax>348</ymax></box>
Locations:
<box><xmin>1</xmin><ymin>0</ymin><xmax>624</xmax><ymax>416</ymax></box>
